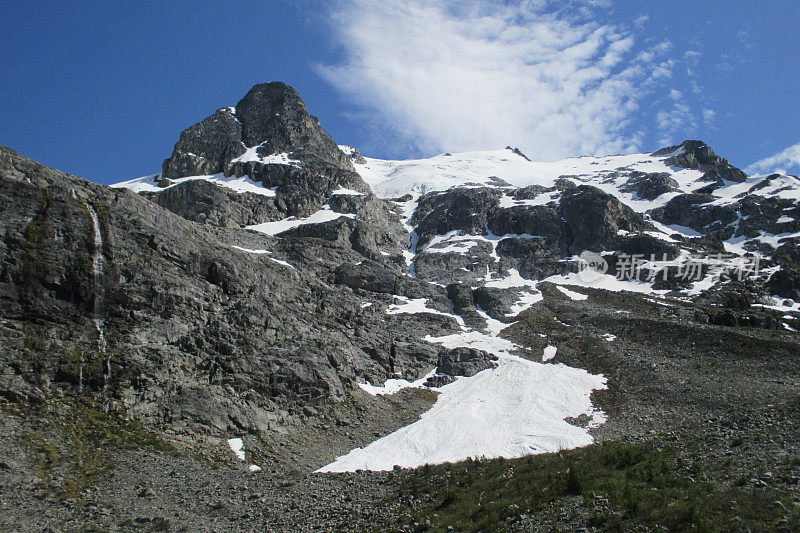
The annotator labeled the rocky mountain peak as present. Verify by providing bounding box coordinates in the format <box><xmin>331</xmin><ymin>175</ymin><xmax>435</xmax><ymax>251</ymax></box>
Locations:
<box><xmin>233</xmin><ymin>82</ymin><xmax>352</xmax><ymax>170</ymax></box>
<box><xmin>162</xmin><ymin>81</ymin><xmax>353</xmax><ymax>179</ymax></box>
<box><xmin>654</xmin><ymin>139</ymin><xmax>747</xmax><ymax>183</ymax></box>
<box><xmin>161</xmin><ymin>107</ymin><xmax>244</xmax><ymax>178</ymax></box>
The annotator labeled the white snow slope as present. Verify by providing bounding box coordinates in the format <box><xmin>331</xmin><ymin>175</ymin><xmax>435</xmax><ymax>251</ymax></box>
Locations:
<box><xmin>245</xmin><ymin>206</ymin><xmax>355</xmax><ymax>236</ymax></box>
<box><xmin>114</xmin><ymin>172</ymin><xmax>278</xmax><ymax>197</ymax></box>
<box><xmin>355</xmin><ymin>147</ymin><xmax>800</xmax><ymax>245</ymax></box>
<box><xmin>353</xmin><ymin>148</ymin><xmax>702</xmax><ymax>201</ymax></box>
<box><xmin>318</xmin><ymin>326</ymin><xmax>606</xmax><ymax>472</ymax></box>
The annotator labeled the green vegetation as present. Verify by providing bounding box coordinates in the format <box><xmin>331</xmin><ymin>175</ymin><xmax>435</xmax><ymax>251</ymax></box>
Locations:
<box><xmin>20</xmin><ymin>188</ymin><xmax>54</xmax><ymax>295</ymax></box>
<box><xmin>17</xmin><ymin>401</ymin><xmax>178</xmax><ymax>501</ymax></box>
<box><xmin>24</xmin><ymin>188</ymin><xmax>54</xmax><ymax>243</ymax></box>
<box><xmin>397</xmin><ymin>439</ymin><xmax>799</xmax><ymax>532</ymax></box>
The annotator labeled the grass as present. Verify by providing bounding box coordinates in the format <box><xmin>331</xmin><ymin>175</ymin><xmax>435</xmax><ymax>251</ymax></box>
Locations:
<box><xmin>396</xmin><ymin>439</ymin><xmax>799</xmax><ymax>532</ymax></box>
<box><xmin>17</xmin><ymin>401</ymin><xmax>178</xmax><ymax>501</ymax></box>
<box><xmin>20</xmin><ymin>188</ymin><xmax>54</xmax><ymax>302</ymax></box>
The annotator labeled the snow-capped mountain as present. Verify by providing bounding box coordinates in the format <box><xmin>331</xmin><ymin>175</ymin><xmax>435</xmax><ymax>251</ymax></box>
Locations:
<box><xmin>2</xmin><ymin>83</ymin><xmax>798</xmax><ymax>500</ymax></box>
<box><xmin>98</xmin><ymin>83</ymin><xmax>800</xmax><ymax>472</ymax></box>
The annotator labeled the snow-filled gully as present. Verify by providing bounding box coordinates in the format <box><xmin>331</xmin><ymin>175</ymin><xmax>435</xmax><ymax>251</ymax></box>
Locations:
<box><xmin>317</xmin><ymin>280</ymin><xmax>607</xmax><ymax>473</ymax></box>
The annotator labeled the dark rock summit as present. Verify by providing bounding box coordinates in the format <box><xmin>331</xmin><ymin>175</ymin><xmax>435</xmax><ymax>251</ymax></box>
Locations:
<box><xmin>655</xmin><ymin>139</ymin><xmax>747</xmax><ymax>183</ymax></box>
<box><xmin>161</xmin><ymin>107</ymin><xmax>245</xmax><ymax>178</ymax></box>
<box><xmin>163</xmin><ymin>82</ymin><xmax>353</xmax><ymax>179</ymax></box>
<box><xmin>153</xmin><ymin>83</ymin><xmax>401</xmax><ymax>257</ymax></box>
<box><xmin>234</xmin><ymin>82</ymin><xmax>353</xmax><ymax>170</ymax></box>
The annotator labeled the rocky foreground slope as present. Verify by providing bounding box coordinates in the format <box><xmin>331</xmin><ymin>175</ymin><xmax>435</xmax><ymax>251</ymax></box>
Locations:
<box><xmin>1</xmin><ymin>82</ymin><xmax>799</xmax><ymax>530</ymax></box>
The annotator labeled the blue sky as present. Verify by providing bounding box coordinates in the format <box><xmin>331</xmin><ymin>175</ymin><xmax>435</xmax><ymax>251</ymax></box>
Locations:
<box><xmin>2</xmin><ymin>1</ymin><xmax>799</xmax><ymax>184</ymax></box>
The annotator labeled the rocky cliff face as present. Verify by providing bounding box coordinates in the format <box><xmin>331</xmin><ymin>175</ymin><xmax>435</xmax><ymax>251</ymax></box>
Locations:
<box><xmin>0</xmin><ymin>144</ymin><xmax>460</xmax><ymax>440</ymax></box>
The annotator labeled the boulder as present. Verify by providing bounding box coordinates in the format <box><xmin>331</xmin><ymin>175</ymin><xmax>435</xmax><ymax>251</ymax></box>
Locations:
<box><xmin>495</xmin><ymin>237</ymin><xmax>567</xmax><ymax>280</ymax></box>
<box><xmin>774</xmin><ymin>240</ymin><xmax>800</xmax><ymax>269</ymax></box>
<box><xmin>487</xmin><ymin>205</ymin><xmax>562</xmax><ymax>241</ymax></box>
<box><xmin>412</xmin><ymin>188</ymin><xmax>503</xmax><ymax>245</ymax></box>
<box><xmin>560</xmin><ymin>185</ymin><xmax>648</xmax><ymax>252</ymax></box>
<box><xmin>767</xmin><ymin>268</ymin><xmax>800</xmax><ymax>300</ymax></box>
<box><xmin>334</xmin><ymin>261</ymin><xmax>399</xmax><ymax>294</ymax></box>
<box><xmin>619</xmin><ymin>172</ymin><xmax>679</xmax><ymax>200</ymax></box>
<box><xmin>436</xmin><ymin>347</ymin><xmax>498</xmax><ymax>377</ymax></box>
<box><xmin>473</xmin><ymin>285</ymin><xmax>528</xmax><ymax>321</ymax></box>
<box><xmin>615</xmin><ymin>234</ymin><xmax>680</xmax><ymax>260</ymax></box>
<box><xmin>446</xmin><ymin>283</ymin><xmax>475</xmax><ymax>315</ymax></box>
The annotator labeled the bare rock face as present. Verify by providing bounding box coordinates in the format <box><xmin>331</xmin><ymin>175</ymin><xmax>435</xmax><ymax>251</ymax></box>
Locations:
<box><xmin>767</xmin><ymin>268</ymin><xmax>800</xmax><ymax>300</ymax></box>
<box><xmin>436</xmin><ymin>347</ymin><xmax>498</xmax><ymax>378</ymax></box>
<box><xmin>335</xmin><ymin>261</ymin><xmax>400</xmax><ymax>294</ymax></box>
<box><xmin>162</xmin><ymin>108</ymin><xmax>245</xmax><ymax>178</ymax></box>
<box><xmin>472</xmin><ymin>286</ymin><xmax>528</xmax><ymax>322</ymax></box>
<box><xmin>774</xmin><ymin>240</ymin><xmax>800</xmax><ymax>269</ymax></box>
<box><xmin>149</xmin><ymin>179</ymin><xmax>283</xmax><ymax>228</ymax></box>
<box><xmin>0</xmin><ymin>145</ymin><xmax>457</xmax><ymax>435</ymax></box>
<box><xmin>412</xmin><ymin>187</ymin><xmax>504</xmax><ymax>246</ymax></box>
<box><xmin>487</xmin><ymin>205</ymin><xmax>563</xmax><ymax>242</ymax></box>
<box><xmin>495</xmin><ymin>237</ymin><xmax>568</xmax><ymax>281</ymax></box>
<box><xmin>619</xmin><ymin>172</ymin><xmax>679</xmax><ymax>200</ymax></box>
<box><xmin>616</xmin><ymin>233</ymin><xmax>680</xmax><ymax>259</ymax></box>
<box><xmin>163</xmin><ymin>82</ymin><xmax>353</xmax><ymax>180</ymax></box>
<box><xmin>656</xmin><ymin>140</ymin><xmax>747</xmax><ymax>183</ymax></box>
<box><xmin>650</xmin><ymin>193</ymin><xmax>736</xmax><ymax>235</ymax></box>
<box><xmin>405</xmin><ymin>183</ymin><xmax>655</xmax><ymax>286</ymax></box>
<box><xmin>560</xmin><ymin>185</ymin><xmax>649</xmax><ymax>253</ymax></box>
<box><xmin>651</xmin><ymin>190</ymin><xmax>800</xmax><ymax>245</ymax></box>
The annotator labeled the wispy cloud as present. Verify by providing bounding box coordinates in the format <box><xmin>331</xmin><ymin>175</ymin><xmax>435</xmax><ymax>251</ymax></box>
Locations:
<box><xmin>746</xmin><ymin>142</ymin><xmax>800</xmax><ymax>176</ymax></box>
<box><xmin>655</xmin><ymin>89</ymin><xmax>697</xmax><ymax>145</ymax></box>
<box><xmin>316</xmin><ymin>0</ymin><xmax>676</xmax><ymax>160</ymax></box>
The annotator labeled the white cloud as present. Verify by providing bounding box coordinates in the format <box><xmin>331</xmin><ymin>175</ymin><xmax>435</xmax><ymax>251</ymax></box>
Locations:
<box><xmin>317</xmin><ymin>0</ymin><xmax>675</xmax><ymax>160</ymax></box>
<box><xmin>655</xmin><ymin>88</ymin><xmax>697</xmax><ymax>145</ymax></box>
<box><xmin>746</xmin><ymin>142</ymin><xmax>800</xmax><ymax>176</ymax></box>
<box><xmin>649</xmin><ymin>59</ymin><xmax>675</xmax><ymax>79</ymax></box>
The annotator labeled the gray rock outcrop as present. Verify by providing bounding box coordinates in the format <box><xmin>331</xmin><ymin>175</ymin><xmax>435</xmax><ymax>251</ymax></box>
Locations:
<box><xmin>163</xmin><ymin>82</ymin><xmax>353</xmax><ymax>179</ymax></box>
